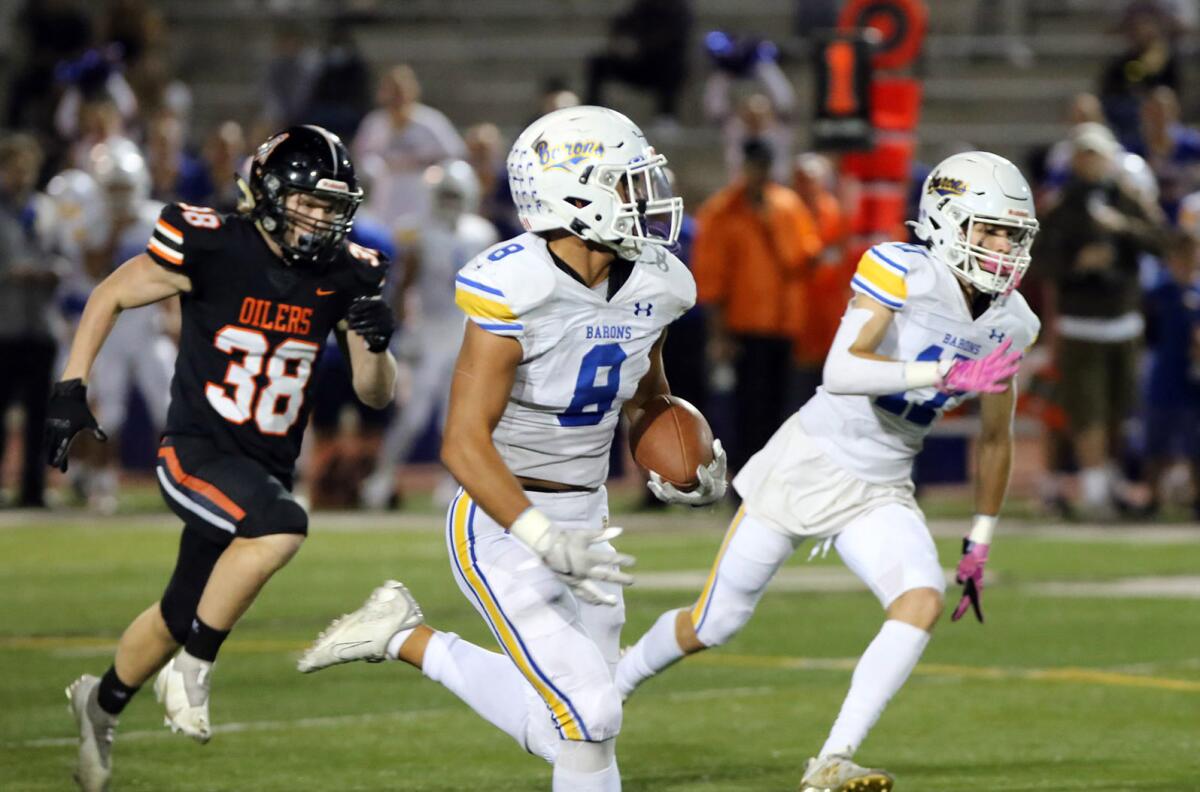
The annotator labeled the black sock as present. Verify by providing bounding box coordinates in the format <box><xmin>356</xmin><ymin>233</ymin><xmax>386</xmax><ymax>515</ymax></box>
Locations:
<box><xmin>184</xmin><ymin>617</ymin><xmax>230</xmax><ymax>663</ymax></box>
<box><xmin>96</xmin><ymin>665</ymin><xmax>139</xmax><ymax>716</ymax></box>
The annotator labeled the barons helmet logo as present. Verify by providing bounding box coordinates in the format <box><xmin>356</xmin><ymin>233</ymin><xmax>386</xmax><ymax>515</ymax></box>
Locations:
<box><xmin>927</xmin><ymin>174</ymin><xmax>968</xmax><ymax>197</ymax></box>
<box><xmin>536</xmin><ymin>139</ymin><xmax>606</xmax><ymax>171</ymax></box>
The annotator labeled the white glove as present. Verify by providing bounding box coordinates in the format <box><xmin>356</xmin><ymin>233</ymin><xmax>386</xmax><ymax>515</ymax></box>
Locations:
<box><xmin>647</xmin><ymin>439</ymin><xmax>728</xmax><ymax>506</ymax></box>
<box><xmin>510</xmin><ymin>508</ymin><xmax>635</xmax><ymax>606</ymax></box>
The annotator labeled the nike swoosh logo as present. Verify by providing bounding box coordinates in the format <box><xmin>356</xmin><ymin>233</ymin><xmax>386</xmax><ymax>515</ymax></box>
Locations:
<box><xmin>316</xmin><ymin>288</ymin><xmax>336</xmax><ymax>296</ymax></box>
<box><xmin>332</xmin><ymin>641</ymin><xmax>371</xmax><ymax>659</ymax></box>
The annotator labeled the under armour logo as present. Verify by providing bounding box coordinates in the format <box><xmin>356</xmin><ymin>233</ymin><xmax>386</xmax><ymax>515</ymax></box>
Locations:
<box><xmin>989</xmin><ymin>328</ymin><xmax>1006</xmax><ymax>342</ymax></box>
<box><xmin>634</xmin><ymin>302</ymin><xmax>653</xmax><ymax>317</ymax></box>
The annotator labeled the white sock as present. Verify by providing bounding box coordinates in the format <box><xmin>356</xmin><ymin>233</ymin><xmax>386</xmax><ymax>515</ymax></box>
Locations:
<box><xmin>615</xmin><ymin>608</ymin><xmax>686</xmax><ymax>699</ymax></box>
<box><xmin>419</xmin><ymin>631</ymin><xmax>539</xmax><ymax>755</ymax></box>
<box><xmin>384</xmin><ymin>628</ymin><xmax>416</xmax><ymax>660</ymax></box>
<box><xmin>820</xmin><ymin>620</ymin><xmax>930</xmax><ymax>757</ymax></box>
<box><xmin>1080</xmin><ymin>467</ymin><xmax>1111</xmax><ymax>508</ymax></box>
<box><xmin>553</xmin><ymin>739</ymin><xmax>620</xmax><ymax>792</ymax></box>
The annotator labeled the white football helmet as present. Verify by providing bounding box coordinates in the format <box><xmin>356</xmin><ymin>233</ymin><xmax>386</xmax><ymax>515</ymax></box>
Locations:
<box><xmin>88</xmin><ymin>139</ymin><xmax>150</xmax><ymax>216</ymax></box>
<box><xmin>45</xmin><ymin>168</ymin><xmax>108</xmax><ymax>257</ymax></box>
<box><xmin>425</xmin><ymin>158</ymin><xmax>480</xmax><ymax>223</ymax></box>
<box><xmin>507</xmin><ymin>105</ymin><xmax>682</xmax><ymax>257</ymax></box>
<box><xmin>912</xmin><ymin>151</ymin><xmax>1038</xmax><ymax>295</ymax></box>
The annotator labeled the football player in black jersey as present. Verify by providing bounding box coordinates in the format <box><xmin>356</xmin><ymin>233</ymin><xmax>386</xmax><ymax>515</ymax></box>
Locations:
<box><xmin>46</xmin><ymin>125</ymin><xmax>398</xmax><ymax>792</ymax></box>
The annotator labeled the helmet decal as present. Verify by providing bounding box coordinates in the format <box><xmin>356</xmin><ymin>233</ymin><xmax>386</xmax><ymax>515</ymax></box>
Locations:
<box><xmin>537</xmin><ymin>140</ymin><xmax>608</xmax><ymax>171</ymax></box>
<box><xmin>254</xmin><ymin>132</ymin><xmax>289</xmax><ymax>165</ymax></box>
<box><xmin>507</xmin><ymin>105</ymin><xmax>683</xmax><ymax>257</ymax></box>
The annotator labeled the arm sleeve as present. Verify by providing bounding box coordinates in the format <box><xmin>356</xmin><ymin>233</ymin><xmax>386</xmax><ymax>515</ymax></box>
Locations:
<box><xmin>849</xmin><ymin>245</ymin><xmax>911</xmax><ymax>310</ymax></box>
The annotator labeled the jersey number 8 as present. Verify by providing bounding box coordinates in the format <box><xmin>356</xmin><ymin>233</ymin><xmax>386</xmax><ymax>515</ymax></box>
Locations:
<box><xmin>205</xmin><ymin>326</ymin><xmax>318</xmax><ymax>435</ymax></box>
<box><xmin>558</xmin><ymin>343</ymin><xmax>628</xmax><ymax>427</ymax></box>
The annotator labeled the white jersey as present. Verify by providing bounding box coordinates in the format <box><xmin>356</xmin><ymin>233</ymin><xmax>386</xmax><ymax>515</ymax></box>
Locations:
<box><xmin>798</xmin><ymin>242</ymin><xmax>1040</xmax><ymax>484</ymax></box>
<box><xmin>454</xmin><ymin>233</ymin><xmax>696</xmax><ymax>487</ymax></box>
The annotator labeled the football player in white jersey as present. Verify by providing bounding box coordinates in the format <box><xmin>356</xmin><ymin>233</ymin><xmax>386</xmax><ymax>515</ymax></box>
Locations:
<box><xmin>76</xmin><ymin>141</ymin><xmax>178</xmax><ymax>513</ymax></box>
<box><xmin>613</xmin><ymin>151</ymin><xmax>1041</xmax><ymax>792</ymax></box>
<box><xmin>360</xmin><ymin>159</ymin><xmax>499</xmax><ymax>509</ymax></box>
<box><xmin>299</xmin><ymin>106</ymin><xmax>726</xmax><ymax>791</ymax></box>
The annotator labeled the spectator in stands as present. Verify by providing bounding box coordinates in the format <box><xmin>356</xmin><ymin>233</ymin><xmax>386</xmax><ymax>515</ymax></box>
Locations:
<box><xmin>528</xmin><ymin>76</ymin><xmax>580</xmax><ymax>126</ymax></box>
<box><xmin>5</xmin><ymin>0</ymin><xmax>92</xmax><ymax>137</ymax></box>
<box><xmin>1131</xmin><ymin>86</ymin><xmax>1200</xmax><ymax>221</ymax></box>
<box><xmin>145</xmin><ymin>111</ymin><xmax>207</xmax><ymax>204</ymax></box>
<box><xmin>101</xmin><ymin>0</ymin><xmax>192</xmax><ymax>131</ymax></box>
<box><xmin>353</xmin><ymin>64</ymin><xmax>465</xmax><ymax>225</ymax></box>
<box><xmin>303</xmin><ymin>22</ymin><xmax>373</xmax><ymax>142</ymax></box>
<box><xmin>703</xmin><ymin>31</ymin><xmax>795</xmax><ymax>183</ymax></box>
<box><xmin>692</xmin><ymin>139</ymin><xmax>822</xmax><ymax>472</ymax></box>
<box><xmin>1100</xmin><ymin>0</ymin><xmax>1182</xmax><ymax>147</ymax></box>
<box><xmin>255</xmin><ymin>22</ymin><xmax>321</xmax><ymax>140</ymax></box>
<box><xmin>790</xmin><ymin>153</ymin><xmax>847</xmax><ymax>408</ymax></box>
<box><xmin>1033</xmin><ymin>122</ymin><xmax>1165</xmax><ymax>518</ymax></box>
<box><xmin>585</xmin><ymin>0</ymin><xmax>693</xmax><ymax>127</ymax></box>
<box><xmin>54</xmin><ymin>51</ymin><xmax>140</xmax><ymax>170</ymax></box>
<box><xmin>464</xmin><ymin>122</ymin><xmax>520</xmax><ymax>239</ymax></box>
<box><xmin>1141</xmin><ymin>229</ymin><xmax>1200</xmax><ymax>517</ymax></box>
<box><xmin>0</xmin><ymin>134</ymin><xmax>64</xmax><ymax>507</ymax></box>
<box><xmin>1042</xmin><ymin>94</ymin><xmax>1109</xmax><ymax>199</ymax></box>
<box><xmin>198</xmin><ymin>121</ymin><xmax>247</xmax><ymax>213</ymax></box>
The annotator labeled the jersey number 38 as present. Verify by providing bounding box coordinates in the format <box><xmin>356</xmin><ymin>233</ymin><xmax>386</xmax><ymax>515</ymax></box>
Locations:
<box><xmin>205</xmin><ymin>325</ymin><xmax>318</xmax><ymax>435</ymax></box>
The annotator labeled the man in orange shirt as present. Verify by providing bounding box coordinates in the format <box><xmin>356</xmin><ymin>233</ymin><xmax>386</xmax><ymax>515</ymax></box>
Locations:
<box><xmin>693</xmin><ymin>139</ymin><xmax>822</xmax><ymax>471</ymax></box>
<box><xmin>792</xmin><ymin>153</ymin><xmax>849</xmax><ymax>407</ymax></box>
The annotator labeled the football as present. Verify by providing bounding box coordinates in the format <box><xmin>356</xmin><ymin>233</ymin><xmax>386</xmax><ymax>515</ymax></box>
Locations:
<box><xmin>628</xmin><ymin>395</ymin><xmax>714</xmax><ymax>491</ymax></box>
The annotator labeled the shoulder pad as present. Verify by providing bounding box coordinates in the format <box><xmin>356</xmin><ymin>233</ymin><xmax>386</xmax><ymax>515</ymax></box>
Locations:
<box><xmin>333</xmin><ymin>240</ymin><xmax>391</xmax><ymax>296</ymax></box>
<box><xmin>851</xmin><ymin>242</ymin><xmax>930</xmax><ymax>310</ymax></box>
<box><xmin>636</xmin><ymin>245</ymin><xmax>696</xmax><ymax>316</ymax></box>
<box><xmin>145</xmin><ymin>203</ymin><xmax>217</xmax><ymax>269</ymax></box>
<box><xmin>996</xmin><ymin>290</ymin><xmax>1041</xmax><ymax>350</ymax></box>
<box><xmin>456</xmin><ymin>236</ymin><xmax>557</xmax><ymax>320</ymax></box>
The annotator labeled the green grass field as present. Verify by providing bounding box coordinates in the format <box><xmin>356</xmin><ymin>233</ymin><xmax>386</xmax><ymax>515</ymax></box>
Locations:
<box><xmin>1</xmin><ymin>503</ymin><xmax>1198</xmax><ymax>791</ymax></box>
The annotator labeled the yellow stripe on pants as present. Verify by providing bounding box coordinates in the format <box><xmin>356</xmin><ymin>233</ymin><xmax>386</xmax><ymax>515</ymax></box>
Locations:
<box><xmin>450</xmin><ymin>492</ymin><xmax>585</xmax><ymax>740</ymax></box>
<box><xmin>691</xmin><ymin>505</ymin><xmax>747</xmax><ymax>629</ymax></box>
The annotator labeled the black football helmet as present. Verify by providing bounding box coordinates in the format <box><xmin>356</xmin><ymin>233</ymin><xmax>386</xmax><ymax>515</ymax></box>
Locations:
<box><xmin>242</xmin><ymin>125</ymin><xmax>363</xmax><ymax>266</ymax></box>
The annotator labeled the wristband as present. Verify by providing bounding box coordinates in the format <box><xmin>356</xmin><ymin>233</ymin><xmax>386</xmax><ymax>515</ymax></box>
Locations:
<box><xmin>969</xmin><ymin>514</ymin><xmax>997</xmax><ymax>545</ymax></box>
<box><xmin>509</xmin><ymin>507</ymin><xmax>552</xmax><ymax>549</ymax></box>
<box><xmin>903</xmin><ymin>359</ymin><xmax>954</xmax><ymax>390</ymax></box>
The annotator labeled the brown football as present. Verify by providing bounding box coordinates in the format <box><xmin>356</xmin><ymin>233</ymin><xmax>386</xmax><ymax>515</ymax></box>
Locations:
<box><xmin>628</xmin><ymin>395</ymin><xmax>714</xmax><ymax>491</ymax></box>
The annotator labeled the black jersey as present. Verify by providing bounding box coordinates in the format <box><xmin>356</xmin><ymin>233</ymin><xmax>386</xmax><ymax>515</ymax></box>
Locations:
<box><xmin>145</xmin><ymin>202</ymin><xmax>387</xmax><ymax>482</ymax></box>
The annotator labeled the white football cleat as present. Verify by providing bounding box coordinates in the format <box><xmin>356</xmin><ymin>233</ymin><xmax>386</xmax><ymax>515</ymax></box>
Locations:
<box><xmin>66</xmin><ymin>674</ymin><xmax>116</xmax><ymax>792</ymax></box>
<box><xmin>800</xmin><ymin>753</ymin><xmax>894</xmax><ymax>792</ymax></box>
<box><xmin>153</xmin><ymin>653</ymin><xmax>213</xmax><ymax>743</ymax></box>
<box><xmin>297</xmin><ymin>580</ymin><xmax>424</xmax><ymax>673</ymax></box>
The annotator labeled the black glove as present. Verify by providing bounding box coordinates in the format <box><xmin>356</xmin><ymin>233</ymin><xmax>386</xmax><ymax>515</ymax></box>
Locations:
<box><xmin>346</xmin><ymin>297</ymin><xmax>395</xmax><ymax>353</ymax></box>
<box><xmin>45</xmin><ymin>379</ymin><xmax>107</xmax><ymax>472</ymax></box>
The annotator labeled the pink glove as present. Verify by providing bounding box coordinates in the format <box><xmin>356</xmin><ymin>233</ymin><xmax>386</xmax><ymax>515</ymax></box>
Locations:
<box><xmin>939</xmin><ymin>338</ymin><xmax>1021</xmax><ymax>394</ymax></box>
<box><xmin>952</xmin><ymin>539</ymin><xmax>989</xmax><ymax>623</ymax></box>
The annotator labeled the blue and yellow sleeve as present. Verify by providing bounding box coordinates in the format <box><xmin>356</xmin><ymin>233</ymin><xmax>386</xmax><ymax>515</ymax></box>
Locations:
<box><xmin>850</xmin><ymin>246</ymin><xmax>909</xmax><ymax>310</ymax></box>
<box><xmin>454</xmin><ymin>273</ymin><xmax>523</xmax><ymax>337</ymax></box>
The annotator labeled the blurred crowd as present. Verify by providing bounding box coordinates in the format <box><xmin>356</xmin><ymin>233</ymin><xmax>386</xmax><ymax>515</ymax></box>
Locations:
<box><xmin>1</xmin><ymin>0</ymin><xmax>1198</xmax><ymax>521</ymax></box>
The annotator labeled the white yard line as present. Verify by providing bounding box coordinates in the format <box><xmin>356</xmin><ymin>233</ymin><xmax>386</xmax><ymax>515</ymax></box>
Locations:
<box><xmin>635</xmin><ymin>569</ymin><xmax>1200</xmax><ymax>599</ymax></box>
<box><xmin>1</xmin><ymin>509</ymin><xmax>1198</xmax><ymax>544</ymax></box>
<box><xmin>9</xmin><ymin>685</ymin><xmax>774</xmax><ymax>750</ymax></box>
